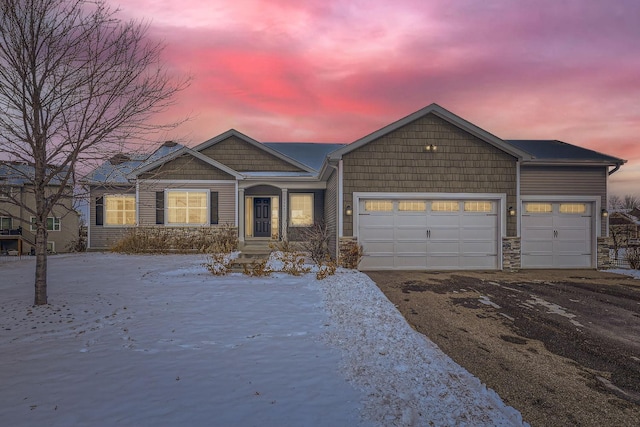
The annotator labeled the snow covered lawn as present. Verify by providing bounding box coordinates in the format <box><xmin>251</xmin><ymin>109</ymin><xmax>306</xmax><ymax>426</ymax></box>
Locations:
<box><xmin>1</xmin><ymin>253</ymin><xmax>525</xmax><ymax>426</ymax></box>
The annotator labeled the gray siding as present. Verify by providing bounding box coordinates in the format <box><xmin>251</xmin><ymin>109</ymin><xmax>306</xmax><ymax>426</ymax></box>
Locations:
<box><xmin>520</xmin><ymin>165</ymin><xmax>608</xmax><ymax>235</ymax></box>
<box><xmin>324</xmin><ymin>170</ymin><xmax>338</xmax><ymax>258</ymax></box>
<box><xmin>138</xmin><ymin>181</ymin><xmax>236</xmax><ymax>226</ymax></box>
<box><xmin>342</xmin><ymin>113</ymin><xmax>518</xmax><ymax>236</ymax></box>
<box><xmin>200</xmin><ymin>136</ymin><xmax>305</xmax><ymax>172</ymax></box>
<box><xmin>140</xmin><ymin>154</ymin><xmax>235</xmax><ymax>180</ymax></box>
<box><xmin>89</xmin><ymin>186</ymin><xmax>135</xmax><ymax>249</ymax></box>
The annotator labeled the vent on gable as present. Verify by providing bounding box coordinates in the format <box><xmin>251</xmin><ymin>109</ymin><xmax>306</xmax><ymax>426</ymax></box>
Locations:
<box><xmin>162</xmin><ymin>141</ymin><xmax>178</xmax><ymax>147</ymax></box>
<box><xmin>109</xmin><ymin>153</ymin><xmax>131</xmax><ymax>165</ymax></box>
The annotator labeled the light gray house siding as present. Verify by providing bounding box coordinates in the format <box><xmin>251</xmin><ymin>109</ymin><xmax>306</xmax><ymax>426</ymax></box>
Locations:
<box><xmin>341</xmin><ymin>113</ymin><xmax>518</xmax><ymax>237</ymax></box>
<box><xmin>520</xmin><ymin>165</ymin><xmax>608</xmax><ymax>234</ymax></box>
<box><xmin>138</xmin><ymin>181</ymin><xmax>236</xmax><ymax>226</ymax></box>
<box><xmin>89</xmin><ymin>186</ymin><xmax>135</xmax><ymax>249</ymax></box>
<box><xmin>324</xmin><ymin>170</ymin><xmax>338</xmax><ymax>258</ymax></box>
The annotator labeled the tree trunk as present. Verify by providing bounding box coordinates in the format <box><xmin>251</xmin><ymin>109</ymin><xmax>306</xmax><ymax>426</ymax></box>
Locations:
<box><xmin>34</xmin><ymin>225</ymin><xmax>48</xmax><ymax>305</ymax></box>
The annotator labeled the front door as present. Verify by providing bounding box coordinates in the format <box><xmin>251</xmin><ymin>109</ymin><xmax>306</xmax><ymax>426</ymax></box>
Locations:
<box><xmin>253</xmin><ymin>198</ymin><xmax>271</xmax><ymax>237</ymax></box>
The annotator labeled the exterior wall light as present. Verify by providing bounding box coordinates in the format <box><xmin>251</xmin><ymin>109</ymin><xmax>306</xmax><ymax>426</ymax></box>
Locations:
<box><xmin>508</xmin><ymin>206</ymin><xmax>516</xmax><ymax>216</ymax></box>
<box><xmin>345</xmin><ymin>205</ymin><xmax>353</xmax><ymax>216</ymax></box>
<box><xmin>601</xmin><ymin>208</ymin><xmax>608</xmax><ymax>217</ymax></box>
<box><xmin>424</xmin><ymin>144</ymin><xmax>437</xmax><ymax>152</ymax></box>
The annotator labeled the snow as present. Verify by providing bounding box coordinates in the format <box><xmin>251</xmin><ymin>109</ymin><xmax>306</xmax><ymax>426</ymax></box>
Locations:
<box><xmin>606</xmin><ymin>268</ymin><xmax>640</xmax><ymax>279</ymax></box>
<box><xmin>1</xmin><ymin>253</ymin><xmax>526</xmax><ymax>426</ymax></box>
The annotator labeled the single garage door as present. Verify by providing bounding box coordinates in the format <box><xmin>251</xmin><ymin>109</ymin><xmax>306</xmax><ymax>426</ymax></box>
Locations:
<box><xmin>358</xmin><ymin>199</ymin><xmax>498</xmax><ymax>270</ymax></box>
<box><xmin>521</xmin><ymin>202</ymin><xmax>593</xmax><ymax>268</ymax></box>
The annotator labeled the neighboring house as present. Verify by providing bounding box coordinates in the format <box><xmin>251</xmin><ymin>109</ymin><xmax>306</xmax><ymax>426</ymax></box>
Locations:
<box><xmin>609</xmin><ymin>211</ymin><xmax>640</xmax><ymax>242</ymax></box>
<box><xmin>83</xmin><ymin>103</ymin><xmax>625</xmax><ymax>270</ymax></box>
<box><xmin>0</xmin><ymin>162</ymin><xmax>80</xmax><ymax>254</ymax></box>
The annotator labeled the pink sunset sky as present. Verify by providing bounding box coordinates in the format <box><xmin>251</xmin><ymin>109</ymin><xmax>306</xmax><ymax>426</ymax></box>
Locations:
<box><xmin>108</xmin><ymin>0</ymin><xmax>640</xmax><ymax>196</ymax></box>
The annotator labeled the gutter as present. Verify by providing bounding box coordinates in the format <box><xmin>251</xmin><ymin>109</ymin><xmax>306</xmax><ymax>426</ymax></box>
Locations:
<box><xmin>608</xmin><ymin>163</ymin><xmax>623</xmax><ymax>176</ymax></box>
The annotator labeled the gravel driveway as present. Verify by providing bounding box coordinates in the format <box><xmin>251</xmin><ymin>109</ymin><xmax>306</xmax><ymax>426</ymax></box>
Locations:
<box><xmin>369</xmin><ymin>269</ymin><xmax>640</xmax><ymax>427</ymax></box>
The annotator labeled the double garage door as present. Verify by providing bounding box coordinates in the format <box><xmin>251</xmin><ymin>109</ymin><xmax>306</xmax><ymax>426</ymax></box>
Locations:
<box><xmin>358</xmin><ymin>198</ymin><xmax>498</xmax><ymax>270</ymax></box>
<box><xmin>521</xmin><ymin>201</ymin><xmax>593</xmax><ymax>268</ymax></box>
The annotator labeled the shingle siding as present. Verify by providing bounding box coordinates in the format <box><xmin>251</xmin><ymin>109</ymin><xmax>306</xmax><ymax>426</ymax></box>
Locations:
<box><xmin>200</xmin><ymin>136</ymin><xmax>305</xmax><ymax>172</ymax></box>
<box><xmin>520</xmin><ymin>165</ymin><xmax>608</xmax><ymax>235</ymax></box>
<box><xmin>139</xmin><ymin>154</ymin><xmax>235</xmax><ymax>180</ymax></box>
<box><xmin>342</xmin><ymin>113</ymin><xmax>518</xmax><ymax>236</ymax></box>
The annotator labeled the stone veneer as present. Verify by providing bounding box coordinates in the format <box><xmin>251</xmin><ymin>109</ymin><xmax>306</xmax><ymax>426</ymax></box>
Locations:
<box><xmin>597</xmin><ymin>237</ymin><xmax>613</xmax><ymax>269</ymax></box>
<box><xmin>502</xmin><ymin>237</ymin><xmax>521</xmax><ymax>271</ymax></box>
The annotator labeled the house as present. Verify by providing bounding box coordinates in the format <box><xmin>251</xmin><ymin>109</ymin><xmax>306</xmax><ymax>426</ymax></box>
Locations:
<box><xmin>83</xmin><ymin>103</ymin><xmax>625</xmax><ymax>270</ymax></box>
<box><xmin>0</xmin><ymin>162</ymin><xmax>80</xmax><ymax>254</ymax></box>
<box><xmin>609</xmin><ymin>211</ymin><xmax>640</xmax><ymax>243</ymax></box>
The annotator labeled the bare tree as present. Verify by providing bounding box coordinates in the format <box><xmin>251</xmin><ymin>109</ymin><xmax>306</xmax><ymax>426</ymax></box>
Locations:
<box><xmin>0</xmin><ymin>0</ymin><xmax>186</xmax><ymax>305</ymax></box>
<box><xmin>622</xmin><ymin>194</ymin><xmax>639</xmax><ymax>210</ymax></box>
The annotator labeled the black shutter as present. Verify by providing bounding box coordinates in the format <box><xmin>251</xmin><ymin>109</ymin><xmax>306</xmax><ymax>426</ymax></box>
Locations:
<box><xmin>96</xmin><ymin>196</ymin><xmax>103</xmax><ymax>226</ymax></box>
<box><xmin>210</xmin><ymin>191</ymin><xmax>219</xmax><ymax>225</ymax></box>
<box><xmin>156</xmin><ymin>192</ymin><xmax>164</xmax><ymax>224</ymax></box>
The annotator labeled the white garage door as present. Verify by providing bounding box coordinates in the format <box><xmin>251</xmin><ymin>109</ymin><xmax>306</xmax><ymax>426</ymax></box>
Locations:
<box><xmin>521</xmin><ymin>202</ymin><xmax>593</xmax><ymax>268</ymax></box>
<box><xmin>358</xmin><ymin>199</ymin><xmax>498</xmax><ymax>270</ymax></box>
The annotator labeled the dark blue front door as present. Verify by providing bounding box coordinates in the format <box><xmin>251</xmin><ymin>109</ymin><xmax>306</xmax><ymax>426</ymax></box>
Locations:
<box><xmin>254</xmin><ymin>198</ymin><xmax>271</xmax><ymax>237</ymax></box>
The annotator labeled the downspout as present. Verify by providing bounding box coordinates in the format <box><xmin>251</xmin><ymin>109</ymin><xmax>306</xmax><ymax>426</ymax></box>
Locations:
<box><xmin>326</xmin><ymin>160</ymin><xmax>340</xmax><ymax>258</ymax></box>
<box><xmin>608</xmin><ymin>163</ymin><xmax>622</xmax><ymax>176</ymax></box>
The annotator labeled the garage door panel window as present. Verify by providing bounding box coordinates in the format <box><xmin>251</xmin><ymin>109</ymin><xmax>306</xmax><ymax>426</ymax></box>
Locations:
<box><xmin>398</xmin><ymin>201</ymin><xmax>426</xmax><ymax>212</ymax></box>
<box><xmin>290</xmin><ymin>193</ymin><xmax>313</xmax><ymax>226</ymax></box>
<box><xmin>167</xmin><ymin>191</ymin><xmax>208</xmax><ymax>225</ymax></box>
<box><xmin>431</xmin><ymin>201</ymin><xmax>460</xmax><ymax>212</ymax></box>
<box><xmin>365</xmin><ymin>200</ymin><xmax>393</xmax><ymax>212</ymax></box>
<box><xmin>464</xmin><ymin>201</ymin><xmax>493</xmax><ymax>212</ymax></box>
<box><xmin>525</xmin><ymin>203</ymin><xmax>552</xmax><ymax>213</ymax></box>
<box><xmin>559</xmin><ymin>203</ymin><xmax>587</xmax><ymax>214</ymax></box>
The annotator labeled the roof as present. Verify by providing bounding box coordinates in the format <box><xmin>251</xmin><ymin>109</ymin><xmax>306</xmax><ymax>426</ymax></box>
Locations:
<box><xmin>265</xmin><ymin>143</ymin><xmax>345</xmax><ymax>171</ymax></box>
<box><xmin>506</xmin><ymin>140</ymin><xmax>625</xmax><ymax>166</ymax></box>
<box><xmin>0</xmin><ymin>161</ymin><xmax>69</xmax><ymax>186</ymax></box>
<box><xmin>83</xmin><ymin>142</ymin><xmax>184</xmax><ymax>184</ymax></box>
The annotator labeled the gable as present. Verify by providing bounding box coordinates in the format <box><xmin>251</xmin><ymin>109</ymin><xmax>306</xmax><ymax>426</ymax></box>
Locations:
<box><xmin>139</xmin><ymin>153</ymin><xmax>235</xmax><ymax>180</ymax></box>
<box><xmin>200</xmin><ymin>136</ymin><xmax>306</xmax><ymax>173</ymax></box>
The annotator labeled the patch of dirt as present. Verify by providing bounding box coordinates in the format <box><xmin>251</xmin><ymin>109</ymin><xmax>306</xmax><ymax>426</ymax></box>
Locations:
<box><xmin>368</xmin><ymin>269</ymin><xmax>640</xmax><ymax>427</ymax></box>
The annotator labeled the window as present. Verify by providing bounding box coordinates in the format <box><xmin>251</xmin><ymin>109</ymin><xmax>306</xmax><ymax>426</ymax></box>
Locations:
<box><xmin>31</xmin><ymin>217</ymin><xmax>61</xmax><ymax>231</ymax></box>
<box><xmin>289</xmin><ymin>193</ymin><xmax>314</xmax><ymax>226</ymax></box>
<box><xmin>559</xmin><ymin>203</ymin><xmax>587</xmax><ymax>214</ymax></box>
<box><xmin>524</xmin><ymin>203</ymin><xmax>552</xmax><ymax>213</ymax></box>
<box><xmin>0</xmin><ymin>217</ymin><xmax>12</xmax><ymax>230</ymax></box>
<box><xmin>431</xmin><ymin>201</ymin><xmax>460</xmax><ymax>212</ymax></box>
<box><xmin>364</xmin><ymin>200</ymin><xmax>393</xmax><ymax>212</ymax></box>
<box><xmin>0</xmin><ymin>186</ymin><xmax>13</xmax><ymax>199</ymax></box>
<box><xmin>105</xmin><ymin>195</ymin><xmax>136</xmax><ymax>226</ymax></box>
<box><xmin>398</xmin><ymin>201</ymin><xmax>426</xmax><ymax>211</ymax></box>
<box><xmin>167</xmin><ymin>190</ymin><xmax>208</xmax><ymax>225</ymax></box>
<box><xmin>464</xmin><ymin>201</ymin><xmax>493</xmax><ymax>212</ymax></box>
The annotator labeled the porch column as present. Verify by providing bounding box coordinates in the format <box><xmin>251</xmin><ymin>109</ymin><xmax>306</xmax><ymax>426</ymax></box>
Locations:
<box><xmin>281</xmin><ymin>188</ymin><xmax>288</xmax><ymax>241</ymax></box>
<box><xmin>238</xmin><ymin>188</ymin><xmax>245</xmax><ymax>243</ymax></box>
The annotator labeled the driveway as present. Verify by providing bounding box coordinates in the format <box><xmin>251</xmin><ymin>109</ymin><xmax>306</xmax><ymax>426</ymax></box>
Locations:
<box><xmin>369</xmin><ymin>269</ymin><xmax>640</xmax><ymax>427</ymax></box>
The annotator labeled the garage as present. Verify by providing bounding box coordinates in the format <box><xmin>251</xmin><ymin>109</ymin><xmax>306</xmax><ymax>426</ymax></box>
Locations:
<box><xmin>521</xmin><ymin>201</ymin><xmax>593</xmax><ymax>268</ymax></box>
<box><xmin>357</xmin><ymin>197</ymin><xmax>499</xmax><ymax>270</ymax></box>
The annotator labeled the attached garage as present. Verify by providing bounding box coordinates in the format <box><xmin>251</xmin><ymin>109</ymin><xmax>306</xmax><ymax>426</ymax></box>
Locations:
<box><xmin>356</xmin><ymin>194</ymin><xmax>502</xmax><ymax>270</ymax></box>
<box><xmin>521</xmin><ymin>201</ymin><xmax>594</xmax><ymax>268</ymax></box>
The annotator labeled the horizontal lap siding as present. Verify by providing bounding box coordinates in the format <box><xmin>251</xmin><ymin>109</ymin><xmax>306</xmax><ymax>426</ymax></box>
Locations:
<box><xmin>520</xmin><ymin>165</ymin><xmax>608</xmax><ymax>235</ymax></box>
<box><xmin>138</xmin><ymin>181</ymin><xmax>236</xmax><ymax>226</ymax></box>
<box><xmin>324</xmin><ymin>171</ymin><xmax>338</xmax><ymax>258</ymax></box>
<box><xmin>89</xmin><ymin>186</ymin><xmax>135</xmax><ymax>249</ymax></box>
<box><xmin>200</xmin><ymin>136</ymin><xmax>304</xmax><ymax>172</ymax></box>
<box><xmin>342</xmin><ymin>114</ymin><xmax>518</xmax><ymax>236</ymax></box>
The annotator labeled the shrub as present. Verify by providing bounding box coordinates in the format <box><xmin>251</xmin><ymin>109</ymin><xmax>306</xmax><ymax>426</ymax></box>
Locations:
<box><xmin>626</xmin><ymin>247</ymin><xmax>640</xmax><ymax>269</ymax></box>
<box><xmin>243</xmin><ymin>259</ymin><xmax>272</xmax><ymax>277</ymax></box>
<box><xmin>316</xmin><ymin>260</ymin><xmax>337</xmax><ymax>280</ymax></box>
<box><xmin>301</xmin><ymin>221</ymin><xmax>332</xmax><ymax>265</ymax></box>
<box><xmin>340</xmin><ymin>240</ymin><xmax>363</xmax><ymax>269</ymax></box>
<box><xmin>204</xmin><ymin>252</ymin><xmax>236</xmax><ymax>275</ymax></box>
<box><xmin>111</xmin><ymin>225</ymin><xmax>238</xmax><ymax>254</ymax></box>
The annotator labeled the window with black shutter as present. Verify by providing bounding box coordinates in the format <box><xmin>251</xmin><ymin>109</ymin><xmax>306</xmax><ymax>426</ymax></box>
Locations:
<box><xmin>156</xmin><ymin>192</ymin><xmax>164</xmax><ymax>224</ymax></box>
<box><xmin>96</xmin><ymin>196</ymin><xmax>104</xmax><ymax>225</ymax></box>
<box><xmin>210</xmin><ymin>191</ymin><xmax>219</xmax><ymax>225</ymax></box>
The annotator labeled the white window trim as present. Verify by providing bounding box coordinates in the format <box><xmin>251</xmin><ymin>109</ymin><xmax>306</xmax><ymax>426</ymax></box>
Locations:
<box><xmin>165</xmin><ymin>189</ymin><xmax>210</xmax><ymax>226</ymax></box>
<box><xmin>30</xmin><ymin>216</ymin><xmax>61</xmax><ymax>232</ymax></box>
<box><xmin>289</xmin><ymin>193</ymin><xmax>314</xmax><ymax>227</ymax></box>
<box><xmin>104</xmin><ymin>194</ymin><xmax>137</xmax><ymax>227</ymax></box>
